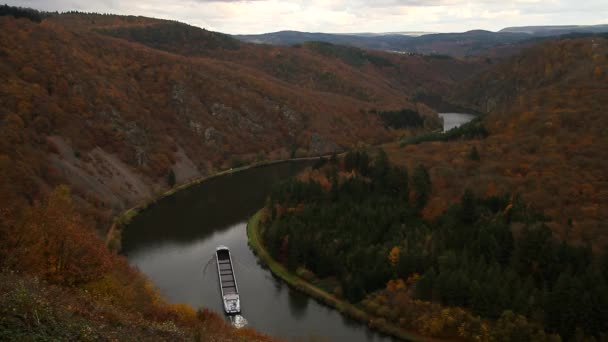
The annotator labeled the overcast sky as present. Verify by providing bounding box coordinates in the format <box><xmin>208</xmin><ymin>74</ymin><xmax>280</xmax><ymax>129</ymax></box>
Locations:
<box><xmin>6</xmin><ymin>0</ymin><xmax>608</xmax><ymax>34</ymax></box>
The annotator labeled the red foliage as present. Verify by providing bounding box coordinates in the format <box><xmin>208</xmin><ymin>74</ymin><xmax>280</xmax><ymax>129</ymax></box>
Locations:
<box><xmin>2</xmin><ymin>186</ymin><xmax>112</xmax><ymax>285</ymax></box>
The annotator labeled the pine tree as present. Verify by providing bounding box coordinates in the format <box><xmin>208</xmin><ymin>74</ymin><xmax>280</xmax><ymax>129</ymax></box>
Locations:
<box><xmin>412</xmin><ymin>164</ymin><xmax>431</xmax><ymax>211</ymax></box>
<box><xmin>461</xmin><ymin>189</ymin><xmax>476</xmax><ymax>223</ymax></box>
<box><xmin>167</xmin><ymin>169</ymin><xmax>176</xmax><ymax>186</ymax></box>
<box><xmin>469</xmin><ymin>145</ymin><xmax>480</xmax><ymax>161</ymax></box>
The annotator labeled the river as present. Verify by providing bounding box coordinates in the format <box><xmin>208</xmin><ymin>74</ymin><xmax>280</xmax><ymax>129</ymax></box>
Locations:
<box><xmin>438</xmin><ymin>112</ymin><xmax>476</xmax><ymax>132</ymax></box>
<box><xmin>122</xmin><ymin>161</ymin><xmax>397</xmax><ymax>342</ymax></box>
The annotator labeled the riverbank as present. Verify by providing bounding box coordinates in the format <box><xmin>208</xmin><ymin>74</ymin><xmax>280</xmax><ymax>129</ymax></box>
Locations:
<box><xmin>247</xmin><ymin>209</ymin><xmax>430</xmax><ymax>342</ymax></box>
<box><xmin>105</xmin><ymin>155</ymin><xmax>331</xmax><ymax>252</ymax></box>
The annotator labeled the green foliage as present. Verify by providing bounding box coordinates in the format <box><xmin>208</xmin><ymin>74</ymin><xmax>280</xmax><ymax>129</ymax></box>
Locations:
<box><xmin>343</xmin><ymin>150</ymin><xmax>370</xmax><ymax>176</ymax></box>
<box><xmin>412</xmin><ymin>164</ymin><xmax>431</xmax><ymax>211</ymax></box>
<box><xmin>400</xmin><ymin>116</ymin><xmax>488</xmax><ymax>146</ymax></box>
<box><xmin>166</xmin><ymin>169</ymin><xmax>176</xmax><ymax>187</ymax></box>
<box><xmin>99</xmin><ymin>22</ymin><xmax>241</xmax><ymax>56</ymax></box>
<box><xmin>378</xmin><ymin>109</ymin><xmax>424</xmax><ymax>129</ymax></box>
<box><xmin>0</xmin><ymin>275</ymin><xmax>98</xmax><ymax>340</ymax></box>
<box><xmin>0</xmin><ymin>5</ymin><xmax>43</xmax><ymax>22</ymax></box>
<box><xmin>490</xmin><ymin>311</ymin><xmax>550</xmax><ymax>341</ymax></box>
<box><xmin>264</xmin><ymin>155</ymin><xmax>414</xmax><ymax>302</ymax></box>
<box><xmin>263</xmin><ymin>154</ymin><xmax>608</xmax><ymax>339</ymax></box>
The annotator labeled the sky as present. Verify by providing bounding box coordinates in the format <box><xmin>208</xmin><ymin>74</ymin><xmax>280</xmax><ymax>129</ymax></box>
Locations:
<box><xmin>6</xmin><ymin>0</ymin><xmax>608</xmax><ymax>34</ymax></box>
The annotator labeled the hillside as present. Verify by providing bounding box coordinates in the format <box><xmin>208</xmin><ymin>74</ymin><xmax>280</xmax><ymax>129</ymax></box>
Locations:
<box><xmin>234</xmin><ymin>30</ymin><xmax>414</xmax><ymax>50</ymax></box>
<box><xmin>256</xmin><ymin>36</ymin><xmax>608</xmax><ymax>341</ymax></box>
<box><xmin>0</xmin><ymin>9</ymin><xmax>484</xmax><ymax>340</ymax></box>
<box><xmin>237</xmin><ymin>27</ymin><xmax>608</xmax><ymax>59</ymax></box>
<box><xmin>3</xmin><ymin>5</ymin><xmax>606</xmax><ymax>341</ymax></box>
<box><xmin>90</xmin><ymin>19</ymin><xmax>479</xmax><ymax>105</ymax></box>
<box><xmin>236</xmin><ymin>29</ymin><xmax>537</xmax><ymax>58</ymax></box>
<box><xmin>500</xmin><ymin>24</ymin><xmax>608</xmax><ymax>36</ymax></box>
<box><xmin>0</xmin><ymin>12</ymin><xmax>481</xmax><ymax>226</ymax></box>
<box><xmin>385</xmin><ymin>36</ymin><xmax>608</xmax><ymax>249</ymax></box>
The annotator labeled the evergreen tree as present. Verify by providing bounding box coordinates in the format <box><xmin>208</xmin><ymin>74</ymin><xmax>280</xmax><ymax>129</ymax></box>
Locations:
<box><xmin>372</xmin><ymin>149</ymin><xmax>389</xmax><ymax>183</ymax></box>
<box><xmin>461</xmin><ymin>189</ymin><xmax>476</xmax><ymax>223</ymax></box>
<box><xmin>412</xmin><ymin>164</ymin><xmax>431</xmax><ymax>211</ymax></box>
<box><xmin>166</xmin><ymin>169</ymin><xmax>176</xmax><ymax>186</ymax></box>
<box><xmin>469</xmin><ymin>145</ymin><xmax>480</xmax><ymax>161</ymax></box>
<box><xmin>415</xmin><ymin>268</ymin><xmax>436</xmax><ymax>300</ymax></box>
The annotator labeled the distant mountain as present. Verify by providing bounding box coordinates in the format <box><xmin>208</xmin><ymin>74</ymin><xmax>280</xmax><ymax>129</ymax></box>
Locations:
<box><xmin>0</xmin><ymin>10</ymin><xmax>483</xmax><ymax>339</ymax></box>
<box><xmin>236</xmin><ymin>25</ymin><xmax>608</xmax><ymax>58</ymax></box>
<box><xmin>236</xmin><ymin>30</ymin><xmax>530</xmax><ymax>57</ymax></box>
<box><xmin>500</xmin><ymin>24</ymin><xmax>608</xmax><ymax>36</ymax></box>
<box><xmin>343</xmin><ymin>31</ymin><xmax>434</xmax><ymax>37</ymax></box>
<box><xmin>234</xmin><ymin>30</ymin><xmax>415</xmax><ymax>51</ymax></box>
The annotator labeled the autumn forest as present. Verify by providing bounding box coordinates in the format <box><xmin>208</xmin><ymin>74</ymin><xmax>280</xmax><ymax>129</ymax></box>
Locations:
<box><xmin>1</xmin><ymin>4</ymin><xmax>608</xmax><ymax>341</ymax></box>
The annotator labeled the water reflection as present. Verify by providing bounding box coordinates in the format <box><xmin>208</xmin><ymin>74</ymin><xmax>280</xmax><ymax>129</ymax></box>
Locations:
<box><xmin>123</xmin><ymin>161</ymin><xmax>399</xmax><ymax>342</ymax></box>
<box><xmin>288</xmin><ymin>288</ymin><xmax>310</xmax><ymax>319</ymax></box>
<box><xmin>438</xmin><ymin>112</ymin><xmax>476</xmax><ymax>132</ymax></box>
<box><xmin>123</xmin><ymin>162</ymin><xmax>312</xmax><ymax>251</ymax></box>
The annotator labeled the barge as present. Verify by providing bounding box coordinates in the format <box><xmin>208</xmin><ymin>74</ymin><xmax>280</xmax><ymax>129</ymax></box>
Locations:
<box><xmin>215</xmin><ymin>246</ymin><xmax>241</xmax><ymax>314</ymax></box>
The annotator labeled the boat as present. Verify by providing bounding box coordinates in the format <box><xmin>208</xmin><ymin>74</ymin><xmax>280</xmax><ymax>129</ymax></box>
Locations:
<box><xmin>215</xmin><ymin>245</ymin><xmax>241</xmax><ymax>314</ymax></box>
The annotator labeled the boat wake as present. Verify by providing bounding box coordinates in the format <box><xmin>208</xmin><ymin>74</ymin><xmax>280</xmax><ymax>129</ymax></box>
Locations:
<box><xmin>201</xmin><ymin>255</ymin><xmax>215</xmax><ymax>277</ymax></box>
<box><xmin>230</xmin><ymin>314</ymin><xmax>248</xmax><ymax>328</ymax></box>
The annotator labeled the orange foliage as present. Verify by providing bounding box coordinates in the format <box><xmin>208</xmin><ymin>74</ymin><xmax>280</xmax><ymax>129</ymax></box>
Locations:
<box><xmin>4</xmin><ymin>186</ymin><xmax>111</xmax><ymax>285</ymax></box>
<box><xmin>387</xmin><ymin>246</ymin><xmax>400</xmax><ymax>267</ymax></box>
<box><xmin>387</xmin><ymin>37</ymin><xmax>608</xmax><ymax>249</ymax></box>
<box><xmin>386</xmin><ymin>278</ymin><xmax>406</xmax><ymax>291</ymax></box>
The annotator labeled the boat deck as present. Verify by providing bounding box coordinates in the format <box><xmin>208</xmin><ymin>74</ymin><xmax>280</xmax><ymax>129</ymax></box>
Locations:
<box><xmin>217</xmin><ymin>249</ymin><xmax>237</xmax><ymax>294</ymax></box>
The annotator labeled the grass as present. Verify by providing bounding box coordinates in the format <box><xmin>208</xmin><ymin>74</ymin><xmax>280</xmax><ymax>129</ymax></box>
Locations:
<box><xmin>0</xmin><ymin>272</ymin><xmax>187</xmax><ymax>341</ymax></box>
<box><xmin>247</xmin><ymin>209</ymin><xmax>427</xmax><ymax>342</ymax></box>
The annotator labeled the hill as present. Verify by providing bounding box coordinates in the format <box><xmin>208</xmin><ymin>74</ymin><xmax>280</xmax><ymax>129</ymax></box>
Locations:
<box><xmin>500</xmin><ymin>24</ymin><xmax>608</xmax><ymax>36</ymax></box>
<box><xmin>258</xmin><ymin>36</ymin><xmax>608</xmax><ymax>341</ymax></box>
<box><xmin>0</xmin><ymin>12</ymin><xmax>481</xmax><ymax>224</ymax></box>
<box><xmin>0</xmin><ymin>8</ymin><xmax>483</xmax><ymax>340</ymax></box>
<box><xmin>237</xmin><ymin>26</ymin><xmax>608</xmax><ymax>59</ymax></box>
<box><xmin>236</xmin><ymin>29</ymin><xmax>532</xmax><ymax>58</ymax></box>
<box><xmin>385</xmin><ymin>36</ymin><xmax>608</xmax><ymax>249</ymax></box>
<box><xmin>234</xmin><ymin>30</ymin><xmax>414</xmax><ymax>50</ymax></box>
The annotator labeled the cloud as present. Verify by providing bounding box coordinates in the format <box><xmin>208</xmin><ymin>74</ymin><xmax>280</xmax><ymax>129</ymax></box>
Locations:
<box><xmin>5</xmin><ymin>0</ymin><xmax>608</xmax><ymax>33</ymax></box>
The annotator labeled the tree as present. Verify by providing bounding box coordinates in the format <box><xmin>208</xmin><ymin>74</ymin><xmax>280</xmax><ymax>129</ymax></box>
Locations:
<box><xmin>461</xmin><ymin>189</ymin><xmax>476</xmax><ymax>223</ymax></box>
<box><xmin>412</xmin><ymin>164</ymin><xmax>431</xmax><ymax>211</ymax></box>
<box><xmin>167</xmin><ymin>169</ymin><xmax>176</xmax><ymax>186</ymax></box>
<box><xmin>388</xmin><ymin>246</ymin><xmax>400</xmax><ymax>267</ymax></box>
<box><xmin>491</xmin><ymin>310</ymin><xmax>548</xmax><ymax>341</ymax></box>
<box><xmin>469</xmin><ymin>146</ymin><xmax>480</xmax><ymax>161</ymax></box>
<box><xmin>544</xmin><ymin>271</ymin><xmax>581</xmax><ymax>339</ymax></box>
<box><xmin>372</xmin><ymin>149</ymin><xmax>390</xmax><ymax>182</ymax></box>
<box><xmin>17</xmin><ymin>186</ymin><xmax>112</xmax><ymax>285</ymax></box>
<box><xmin>415</xmin><ymin>268</ymin><xmax>437</xmax><ymax>300</ymax></box>
<box><xmin>387</xmin><ymin>166</ymin><xmax>408</xmax><ymax>199</ymax></box>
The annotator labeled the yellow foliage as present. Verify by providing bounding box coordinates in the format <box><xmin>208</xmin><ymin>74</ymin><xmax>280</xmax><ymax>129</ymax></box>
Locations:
<box><xmin>386</xmin><ymin>278</ymin><xmax>406</xmax><ymax>291</ymax></box>
<box><xmin>388</xmin><ymin>246</ymin><xmax>400</xmax><ymax>266</ymax></box>
<box><xmin>168</xmin><ymin>303</ymin><xmax>197</xmax><ymax>324</ymax></box>
<box><xmin>503</xmin><ymin>203</ymin><xmax>513</xmax><ymax>216</ymax></box>
<box><xmin>406</xmin><ymin>273</ymin><xmax>420</xmax><ymax>285</ymax></box>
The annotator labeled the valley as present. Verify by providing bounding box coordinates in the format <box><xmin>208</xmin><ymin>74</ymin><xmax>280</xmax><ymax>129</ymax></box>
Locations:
<box><xmin>1</xmin><ymin>4</ymin><xmax>607</xmax><ymax>342</ymax></box>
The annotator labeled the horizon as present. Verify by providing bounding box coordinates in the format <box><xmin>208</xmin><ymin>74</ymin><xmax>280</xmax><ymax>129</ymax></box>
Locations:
<box><xmin>4</xmin><ymin>0</ymin><xmax>608</xmax><ymax>35</ymax></box>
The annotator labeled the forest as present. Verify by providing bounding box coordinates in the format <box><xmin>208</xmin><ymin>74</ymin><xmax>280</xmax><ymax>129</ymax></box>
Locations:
<box><xmin>1</xmin><ymin>3</ymin><xmax>607</xmax><ymax>341</ymax></box>
<box><xmin>0</xmin><ymin>4</ymin><xmax>44</xmax><ymax>22</ymax></box>
<box><xmin>378</xmin><ymin>109</ymin><xmax>424</xmax><ymax>129</ymax></box>
<box><xmin>400</xmin><ymin>115</ymin><xmax>488</xmax><ymax>145</ymax></box>
<box><xmin>261</xmin><ymin>150</ymin><xmax>608</xmax><ymax>340</ymax></box>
